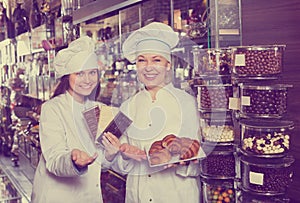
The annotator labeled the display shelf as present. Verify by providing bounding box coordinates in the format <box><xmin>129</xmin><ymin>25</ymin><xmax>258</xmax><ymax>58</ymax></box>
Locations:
<box><xmin>0</xmin><ymin>165</ymin><xmax>22</xmax><ymax>203</ymax></box>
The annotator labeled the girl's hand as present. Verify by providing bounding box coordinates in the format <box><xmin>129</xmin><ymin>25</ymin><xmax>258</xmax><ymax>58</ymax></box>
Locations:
<box><xmin>71</xmin><ymin>149</ymin><xmax>98</xmax><ymax>169</ymax></box>
<box><xmin>119</xmin><ymin>143</ymin><xmax>147</xmax><ymax>161</ymax></box>
<box><xmin>102</xmin><ymin>132</ymin><xmax>121</xmax><ymax>161</ymax></box>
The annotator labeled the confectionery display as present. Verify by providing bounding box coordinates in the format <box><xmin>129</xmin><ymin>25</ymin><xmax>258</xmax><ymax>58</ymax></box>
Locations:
<box><xmin>240</xmin><ymin>120</ymin><xmax>293</xmax><ymax>157</ymax></box>
<box><xmin>202</xmin><ymin>125</ymin><xmax>234</xmax><ymax>143</ymax></box>
<box><xmin>237</xmin><ymin>191</ymin><xmax>290</xmax><ymax>203</ymax></box>
<box><xmin>231</xmin><ymin>45</ymin><xmax>285</xmax><ymax>77</ymax></box>
<box><xmin>198</xmin><ymin>84</ymin><xmax>233</xmax><ymax>110</ymax></box>
<box><xmin>240</xmin><ymin>156</ymin><xmax>294</xmax><ymax>194</ymax></box>
<box><xmin>200</xmin><ymin>115</ymin><xmax>234</xmax><ymax>143</ymax></box>
<box><xmin>239</xmin><ymin>84</ymin><xmax>291</xmax><ymax>118</ymax></box>
<box><xmin>192</xmin><ymin>47</ymin><xmax>232</xmax><ymax>76</ymax></box>
<box><xmin>148</xmin><ymin>134</ymin><xmax>201</xmax><ymax>166</ymax></box>
<box><xmin>201</xmin><ymin>177</ymin><xmax>235</xmax><ymax>203</ymax></box>
<box><xmin>0</xmin><ymin>166</ymin><xmax>22</xmax><ymax>202</ymax></box>
<box><xmin>200</xmin><ymin>149</ymin><xmax>236</xmax><ymax>178</ymax></box>
<box><xmin>193</xmin><ymin>43</ymin><xmax>295</xmax><ymax>201</ymax></box>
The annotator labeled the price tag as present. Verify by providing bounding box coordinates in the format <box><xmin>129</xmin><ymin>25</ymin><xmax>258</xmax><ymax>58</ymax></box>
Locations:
<box><xmin>234</xmin><ymin>54</ymin><xmax>246</xmax><ymax>66</ymax></box>
<box><xmin>249</xmin><ymin>171</ymin><xmax>264</xmax><ymax>185</ymax></box>
<box><xmin>241</xmin><ymin>96</ymin><xmax>251</xmax><ymax>106</ymax></box>
<box><xmin>229</xmin><ymin>97</ymin><xmax>240</xmax><ymax>110</ymax></box>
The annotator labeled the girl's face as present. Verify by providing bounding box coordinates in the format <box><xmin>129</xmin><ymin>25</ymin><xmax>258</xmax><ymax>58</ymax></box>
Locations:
<box><xmin>136</xmin><ymin>53</ymin><xmax>171</xmax><ymax>90</ymax></box>
<box><xmin>68</xmin><ymin>68</ymin><xmax>99</xmax><ymax>103</ymax></box>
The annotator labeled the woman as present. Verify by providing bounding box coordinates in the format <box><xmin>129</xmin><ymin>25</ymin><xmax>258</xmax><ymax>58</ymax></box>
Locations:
<box><xmin>108</xmin><ymin>22</ymin><xmax>201</xmax><ymax>203</ymax></box>
<box><xmin>31</xmin><ymin>36</ymin><xmax>117</xmax><ymax>203</ymax></box>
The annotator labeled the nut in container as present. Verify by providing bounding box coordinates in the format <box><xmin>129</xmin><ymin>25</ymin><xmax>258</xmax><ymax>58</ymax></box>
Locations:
<box><xmin>240</xmin><ymin>119</ymin><xmax>293</xmax><ymax>158</ymax></box>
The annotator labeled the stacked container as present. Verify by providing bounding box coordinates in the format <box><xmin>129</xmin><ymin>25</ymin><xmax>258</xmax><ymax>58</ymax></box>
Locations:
<box><xmin>192</xmin><ymin>44</ymin><xmax>295</xmax><ymax>202</ymax></box>
<box><xmin>192</xmin><ymin>46</ymin><xmax>238</xmax><ymax>203</ymax></box>
<box><xmin>230</xmin><ymin>45</ymin><xmax>295</xmax><ymax>201</ymax></box>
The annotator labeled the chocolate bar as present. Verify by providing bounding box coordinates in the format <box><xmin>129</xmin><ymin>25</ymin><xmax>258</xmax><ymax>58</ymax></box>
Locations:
<box><xmin>82</xmin><ymin>105</ymin><xmax>100</xmax><ymax>140</ymax></box>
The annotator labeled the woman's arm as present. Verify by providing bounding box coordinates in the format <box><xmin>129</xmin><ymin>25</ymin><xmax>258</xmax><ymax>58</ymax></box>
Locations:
<box><xmin>39</xmin><ymin>103</ymin><xmax>88</xmax><ymax>177</ymax></box>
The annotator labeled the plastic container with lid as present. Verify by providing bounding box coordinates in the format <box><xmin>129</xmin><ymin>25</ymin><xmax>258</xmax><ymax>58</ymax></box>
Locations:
<box><xmin>240</xmin><ymin>155</ymin><xmax>294</xmax><ymax>195</ymax></box>
<box><xmin>201</xmin><ymin>146</ymin><xmax>236</xmax><ymax>178</ymax></box>
<box><xmin>237</xmin><ymin>190</ymin><xmax>290</xmax><ymax>203</ymax></box>
<box><xmin>239</xmin><ymin>84</ymin><xmax>291</xmax><ymax>118</ymax></box>
<box><xmin>240</xmin><ymin>119</ymin><xmax>293</xmax><ymax>157</ymax></box>
<box><xmin>231</xmin><ymin>45</ymin><xmax>285</xmax><ymax>77</ymax></box>
<box><xmin>200</xmin><ymin>111</ymin><xmax>235</xmax><ymax>144</ymax></box>
<box><xmin>192</xmin><ymin>47</ymin><xmax>232</xmax><ymax>76</ymax></box>
<box><xmin>200</xmin><ymin>176</ymin><xmax>235</xmax><ymax>203</ymax></box>
<box><xmin>198</xmin><ymin>84</ymin><xmax>233</xmax><ymax>111</ymax></box>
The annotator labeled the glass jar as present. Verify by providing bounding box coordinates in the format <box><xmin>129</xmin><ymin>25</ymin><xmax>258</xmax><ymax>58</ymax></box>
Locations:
<box><xmin>239</xmin><ymin>84</ymin><xmax>291</xmax><ymax>118</ymax></box>
<box><xmin>240</xmin><ymin>120</ymin><xmax>293</xmax><ymax>157</ymax></box>
<box><xmin>231</xmin><ymin>45</ymin><xmax>285</xmax><ymax>77</ymax></box>
<box><xmin>200</xmin><ymin>112</ymin><xmax>235</xmax><ymax>143</ymax></box>
<box><xmin>201</xmin><ymin>148</ymin><xmax>236</xmax><ymax>178</ymax></box>
<box><xmin>201</xmin><ymin>176</ymin><xmax>236</xmax><ymax>203</ymax></box>
<box><xmin>240</xmin><ymin>155</ymin><xmax>294</xmax><ymax>195</ymax></box>
<box><xmin>192</xmin><ymin>47</ymin><xmax>232</xmax><ymax>76</ymax></box>
<box><xmin>198</xmin><ymin>84</ymin><xmax>233</xmax><ymax>111</ymax></box>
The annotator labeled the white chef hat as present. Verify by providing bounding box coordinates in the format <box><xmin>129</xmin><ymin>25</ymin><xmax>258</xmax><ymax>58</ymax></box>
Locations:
<box><xmin>122</xmin><ymin>22</ymin><xmax>179</xmax><ymax>63</ymax></box>
<box><xmin>54</xmin><ymin>36</ymin><xmax>99</xmax><ymax>78</ymax></box>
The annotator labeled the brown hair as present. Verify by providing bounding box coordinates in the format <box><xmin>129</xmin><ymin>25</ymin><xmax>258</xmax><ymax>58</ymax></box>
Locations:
<box><xmin>51</xmin><ymin>72</ymin><xmax>101</xmax><ymax>101</ymax></box>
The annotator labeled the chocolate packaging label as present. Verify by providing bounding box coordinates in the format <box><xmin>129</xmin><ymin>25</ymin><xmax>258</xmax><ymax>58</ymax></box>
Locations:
<box><xmin>82</xmin><ymin>105</ymin><xmax>100</xmax><ymax>141</ymax></box>
<box><xmin>83</xmin><ymin>105</ymin><xmax>132</xmax><ymax>146</ymax></box>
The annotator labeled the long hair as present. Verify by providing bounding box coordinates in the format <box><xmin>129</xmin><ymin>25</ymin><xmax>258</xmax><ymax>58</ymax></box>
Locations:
<box><xmin>51</xmin><ymin>71</ymin><xmax>101</xmax><ymax>101</ymax></box>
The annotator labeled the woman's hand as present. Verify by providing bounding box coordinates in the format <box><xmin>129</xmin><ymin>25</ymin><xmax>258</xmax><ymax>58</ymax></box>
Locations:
<box><xmin>119</xmin><ymin>143</ymin><xmax>147</xmax><ymax>161</ymax></box>
<box><xmin>71</xmin><ymin>149</ymin><xmax>98</xmax><ymax>169</ymax></box>
<box><xmin>102</xmin><ymin>132</ymin><xmax>121</xmax><ymax>161</ymax></box>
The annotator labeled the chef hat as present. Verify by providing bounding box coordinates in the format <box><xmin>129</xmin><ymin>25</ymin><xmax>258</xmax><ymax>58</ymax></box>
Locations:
<box><xmin>122</xmin><ymin>22</ymin><xmax>179</xmax><ymax>63</ymax></box>
<box><xmin>54</xmin><ymin>36</ymin><xmax>99</xmax><ymax>78</ymax></box>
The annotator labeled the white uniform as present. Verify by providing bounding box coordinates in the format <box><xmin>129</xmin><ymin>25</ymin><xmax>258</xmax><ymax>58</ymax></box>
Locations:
<box><xmin>112</xmin><ymin>83</ymin><xmax>201</xmax><ymax>203</ymax></box>
<box><xmin>31</xmin><ymin>92</ymin><xmax>110</xmax><ymax>203</ymax></box>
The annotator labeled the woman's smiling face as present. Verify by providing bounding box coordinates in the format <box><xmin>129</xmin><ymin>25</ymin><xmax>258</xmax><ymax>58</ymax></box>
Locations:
<box><xmin>136</xmin><ymin>53</ymin><xmax>170</xmax><ymax>90</ymax></box>
<box><xmin>68</xmin><ymin>68</ymin><xmax>99</xmax><ymax>103</ymax></box>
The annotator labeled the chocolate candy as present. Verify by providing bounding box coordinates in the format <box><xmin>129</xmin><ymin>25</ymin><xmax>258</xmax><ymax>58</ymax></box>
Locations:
<box><xmin>240</xmin><ymin>84</ymin><xmax>290</xmax><ymax>118</ymax></box>
<box><xmin>232</xmin><ymin>45</ymin><xmax>285</xmax><ymax>76</ymax></box>
<box><xmin>240</xmin><ymin>156</ymin><xmax>294</xmax><ymax>194</ymax></box>
<box><xmin>201</xmin><ymin>118</ymin><xmax>234</xmax><ymax>143</ymax></box>
<box><xmin>201</xmin><ymin>150</ymin><xmax>236</xmax><ymax>178</ymax></box>
<box><xmin>202</xmin><ymin>125</ymin><xmax>234</xmax><ymax>143</ymax></box>
<box><xmin>240</xmin><ymin>120</ymin><xmax>293</xmax><ymax>157</ymax></box>
<box><xmin>198</xmin><ymin>85</ymin><xmax>233</xmax><ymax>110</ymax></box>
<box><xmin>201</xmin><ymin>177</ymin><xmax>235</xmax><ymax>203</ymax></box>
<box><xmin>193</xmin><ymin>47</ymin><xmax>232</xmax><ymax>76</ymax></box>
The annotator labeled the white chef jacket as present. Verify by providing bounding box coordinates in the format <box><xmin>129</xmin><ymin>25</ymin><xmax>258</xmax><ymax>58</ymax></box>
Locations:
<box><xmin>31</xmin><ymin>92</ymin><xmax>110</xmax><ymax>203</ymax></box>
<box><xmin>112</xmin><ymin>83</ymin><xmax>201</xmax><ymax>203</ymax></box>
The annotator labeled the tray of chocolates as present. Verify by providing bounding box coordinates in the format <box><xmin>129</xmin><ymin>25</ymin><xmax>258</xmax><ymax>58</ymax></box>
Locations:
<box><xmin>231</xmin><ymin>45</ymin><xmax>285</xmax><ymax>77</ymax></box>
<box><xmin>147</xmin><ymin>134</ymin><xmax>205</xmax><ymax>167</ymax></box>
<box><xmin>240</xmin><ymin>119</ymin><xmax>293</xmax><ymax>158</ymax></box>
